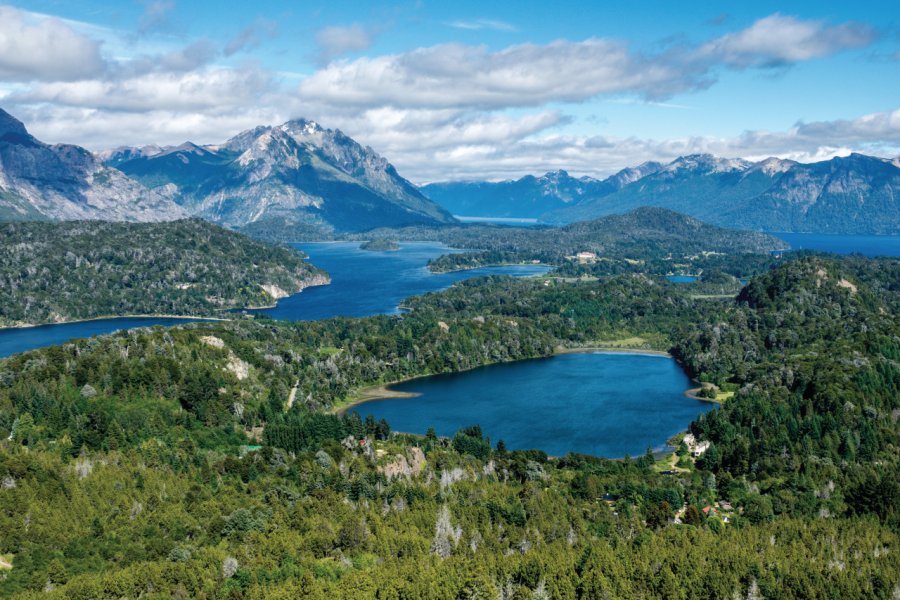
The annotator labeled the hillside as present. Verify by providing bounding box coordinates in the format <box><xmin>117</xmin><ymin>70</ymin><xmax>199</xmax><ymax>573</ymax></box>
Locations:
<box><xmin>109</xmin><ymin>119</ymin><xmax>455</xmax><ymax>233</ymax></box>
<box><xmin>0</xmin><ymin>108</ymin><xmax>185</xmax><ymax>223</ymax></box>
<box><xmin>349</xmin><ymin>207</ymin><xmax>787</xmax><ymax>275</ymax></box>
<box><xmin>0</xmin><ymin>254</ymin><xmax>896</xmax><ymax>597</ymax></box>
<box><xmin>0</xmin><ymin>219</ymin><xmax>328</xmax><ymax>327</ymax></box>
<box><xmin>544</xmin><ymin>153</ymin><xmax>900</xmax><ymax>234</ymax></box>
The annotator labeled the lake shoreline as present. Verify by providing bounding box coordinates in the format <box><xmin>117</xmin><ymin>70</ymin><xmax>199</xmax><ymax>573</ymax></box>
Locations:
<box><xmin>428</xmin><ymin>261</ymin><xmax>550</xmax><ymax>274</ymax></box>
<box><xmin>0</xmin><ymin>313</ymin><xmax>228</xmax><ymax>332</ymax></box>
<box><xmin>335</xmin><ymin>346</ymin><xmax>679</xmax><ymax>415</ymax></box>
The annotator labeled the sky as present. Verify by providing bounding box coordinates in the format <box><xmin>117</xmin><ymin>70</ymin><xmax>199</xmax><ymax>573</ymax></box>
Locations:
<box><xmin>0</xmin><ymin>0</ymin><xmax>898</xmax><ymax>182</ymax></box>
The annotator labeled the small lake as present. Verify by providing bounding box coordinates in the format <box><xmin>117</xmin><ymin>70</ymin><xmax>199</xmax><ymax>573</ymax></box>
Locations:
<box><xmin>667</xmin><ymin>275</ymin><xmax>699</xmax><ymax>283</ymax></box>
<box><xmin>0</xmin><ymin>242</ymin><xmax>548</xmax><ymax>358</ymax></box>
<box><xmin>0</xmin><ymin>317</ymin><xmax>206</xmax><ymax>359</ymax></box>
<box><xmin>253</xmin><ymin>242</ymin><xmax>550</xmax><ymax>321</ymax></box>
<box><xmin>772</xmin><ymin>232</ymin><xmax>900</xmax><ymax>257</ymax></box>
<box><xmin>351</xmin><ymin>352</ymin><xmax>715</xmax><ymax>458</ymax></box>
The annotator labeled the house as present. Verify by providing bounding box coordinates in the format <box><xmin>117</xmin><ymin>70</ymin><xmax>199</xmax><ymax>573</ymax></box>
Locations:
<box><xmin>576</xmin><ymin>251</ymin><xmax>597</xmax><ymax>263</ymax></box>
<box><xmin>682</xmin><ymin>433</ymin><xmax>711</xmax><ymax>457</ymax></box>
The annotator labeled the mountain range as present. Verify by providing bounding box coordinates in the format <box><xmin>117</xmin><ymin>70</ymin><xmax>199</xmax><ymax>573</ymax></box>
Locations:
<box><xmin>104</xmin><ymin>119</ymin><xmax>454</xmax><ymax>232</ymax></box>
<box><xmin>0</xmin><ymin>107</ymin><xmax>454</xmax><ymax>232</ymax></box>
<box><xmin>423</xmin><ymin>154</ymin><xmax>900</xmax><ymax>234</ymax></box>
<box><xmin>420</xmin><ymin>162</ymin><xmax>662</xmax><ymax>219</ymax></box>
<box><xmin>0</xmin><ymin>109</ymin><xmax>185</xmax><ymax>222</ymax></box>
<box><xmin>2</xmin><ymin>105</ymin><xmax>898</xmax><ymax>235</ymax></box>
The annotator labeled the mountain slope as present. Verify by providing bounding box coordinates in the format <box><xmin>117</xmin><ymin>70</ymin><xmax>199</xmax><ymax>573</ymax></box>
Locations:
<box><xmin>111</xmin><ymin>119</ymin><xmax>455</xmax><ymax>232</ymax></box>
<box><xmin>544</xmin><ymin>153</ymin><xmax>900</xmax><ymax>234</ymax></box>
<box><xmin>0</xmin><ymin>108</ymin><xmax>186</xmax><ymax>222</ymax></box>
<box><xmin>0</xmin><ymin>219</ymin><xmax>328</xmax><ymax>326</ymax></box>
<box><xmin>421</xmin><ymin>163</ymin><xmax>662</xmax><ymax>218</ymax></box>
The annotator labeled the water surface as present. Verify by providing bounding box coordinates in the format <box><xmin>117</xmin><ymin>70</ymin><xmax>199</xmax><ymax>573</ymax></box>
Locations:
<box><xmin>352</xmin><ymin>352</ymin><xmax>714</xmax><ymax>458</ymax></box>
<box><xmin>0</xmin><ymin>242</ymin><xmax>548</xmax><ymax>357</ymax></box>
<box><xmin>772</xmin><ymin>232</ymin><xmax>900</xmax><ymax>257</ymax></box>
<box><xmin>254</xmin><ymin>242</ymin><xmax>549</xmax><ymax>321</ymax></box>
<box><xmin>0</xmin><ymin>317</ymin><xmax>205</xmax><ymax>359</ymax></box>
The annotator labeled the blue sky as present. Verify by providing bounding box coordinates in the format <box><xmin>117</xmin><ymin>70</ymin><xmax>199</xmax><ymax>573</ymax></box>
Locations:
<box><xmin>0</xmin><ymin>0</ymin><xmax>898</xmax><ymax>181</ymax></box>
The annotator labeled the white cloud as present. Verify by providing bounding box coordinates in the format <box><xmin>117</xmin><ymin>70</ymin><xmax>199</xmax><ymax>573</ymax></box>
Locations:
<box><xmin>314</xmin><ymin>24</ymin><xmax>376</xmax><ymax>65</ymax></box>
<box><xmin>298</xmin><ymin>39</ymin><xmax>701</xmax><ymax>109</ymax></box>
<box><xmin>298</xmin><ymin>14</ymin><xmax>877</xmax><ymax>110</ymax></box>
<box><xmin>446</xmin><ymin>19</ymin><xmax>517</xmax><ymax>32</ymax></box>
<box><xmin>699</xmin><ymin>14</ymin><xmax>876</xmax><ymax>67</ymax></box>
<box><xmin>0</xmin><ymin>6</ymin><xmax>105</xmax><ymax>82</ymax></box>
<box><xmin>12</xmin><ymin>66</ymin><xmax>275</xmax><ymax>113</ymax></box>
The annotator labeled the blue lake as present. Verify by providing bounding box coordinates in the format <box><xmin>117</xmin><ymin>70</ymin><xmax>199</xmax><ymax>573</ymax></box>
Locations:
<box><xmin>253</xmin><ymin>242</ymin><xmax>550</xmax><ymax>321</ymax></box>
<box><xmin>772</xmin><ymin>232</ymin><xmax>900</xmax><ymax>257</ymax></box>
<box><xmin>351</xmin><ymin>352</ymin><xmax>714</xmax><ymax>458</ymax></box>
<box><xmin>667</xmin><ymin>275</ymin><xmax>699</xmax><ymax>283</ymax></box>
<box><xmin>0</xmin><ymin>242</ymin><xmax>548</xmax><ymax>358</ymax></box>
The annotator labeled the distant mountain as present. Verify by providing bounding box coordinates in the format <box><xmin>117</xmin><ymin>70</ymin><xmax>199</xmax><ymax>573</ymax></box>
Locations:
<box><xmin>0</xmin><ymin>108</ymin><xmax>186</xmax><ymax>223</ymax></box>
<box><xmin>421</xmin><ymin>164</ymin><xmax>662</xmax><ymax>218</ymax></box>
<box><xmin>543</xmin><ymin>153</ymin><xmax>900</xmax><ymax>235</ymax></box>
<box><xmin>110</xmin><ymin>119</ymin><xmax>455</xmax><ymax>233</ymax></box>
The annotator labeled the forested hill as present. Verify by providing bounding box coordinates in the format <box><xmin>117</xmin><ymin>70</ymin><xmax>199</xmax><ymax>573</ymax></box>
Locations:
<box><xmin>349</xmin><ymin>207</ymin><xmax>787</xmax><ymax>274</ymax></box>
<box><xmin>0</xmin><ymin>254</ymin><xmax>896</xmax><ymax>597</ymax></box>
<box><xmin>0</xmin><ymin>219</ymin><xmax>328</xmax><ymax>327</ymax></box>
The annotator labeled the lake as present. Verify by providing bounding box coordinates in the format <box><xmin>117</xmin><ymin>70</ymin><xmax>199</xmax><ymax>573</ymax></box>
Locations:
<box><xmin>351</xmin><ymin>352</ymin><xmax>715</xmax><ymax>458</ymax></box>
<box><xmin>252</xmin><ymin>242</ymin><xmax>550</xmax><ymax>321</ymax></box>
<box><xmin>0</xmin><ymin>242</ymin><xmax>548</xmax><ymax>358</ymax></box>
<box><xmin>772</xmin><ymin>232</ymin><xmax>900</xmax><ymax>257</ymax></box>
<box><xmin>0</xmin><ymin>317</ymin><xmax>208</xmax><ymax>359</ymax></box>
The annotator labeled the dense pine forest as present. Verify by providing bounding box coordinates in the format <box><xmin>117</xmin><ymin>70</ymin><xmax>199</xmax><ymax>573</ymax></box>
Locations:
<box><xmin>0</xmin><ymin>220</ymin><xmax>327</xmax><ymax>327</ymax></box>
<box><xmin>0</xmin><ymin>254</ymin><xmax>897</xmax><ymax>598</ymax></box>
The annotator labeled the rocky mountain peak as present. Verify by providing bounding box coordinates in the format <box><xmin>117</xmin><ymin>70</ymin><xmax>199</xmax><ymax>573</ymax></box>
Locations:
<box><xmin>0</xmin><ymin>108</ymin><xmax>29</xmax><ymax>139</ymax></box>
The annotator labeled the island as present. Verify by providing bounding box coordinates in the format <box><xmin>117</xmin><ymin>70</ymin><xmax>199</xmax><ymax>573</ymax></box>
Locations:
<box><xmin>360</xmin><ymin>239</ymin><xmax>401</xmax><ymax>251</ymax></box>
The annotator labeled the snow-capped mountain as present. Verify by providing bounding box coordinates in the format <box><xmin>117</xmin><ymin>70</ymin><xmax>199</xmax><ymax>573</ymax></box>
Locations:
<box><xmin>544</xmin><ymin>153</ymin><xmax>900</xmax><ymax>234</ymax></box>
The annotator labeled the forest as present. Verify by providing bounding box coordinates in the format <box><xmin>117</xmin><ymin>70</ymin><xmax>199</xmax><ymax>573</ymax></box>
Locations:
<box><xmin>0</xmin><ymin>219</ymin><xmax>327</xmax><ymax>327</ymax></box>
<box><xmin>0</xmin><ymin>253</ymin><xmax>897</xmax><ymax>597</ymax></box>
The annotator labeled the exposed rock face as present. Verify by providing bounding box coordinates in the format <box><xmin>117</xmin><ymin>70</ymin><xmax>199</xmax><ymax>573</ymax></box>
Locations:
<box><xmin>380</xmin><ymin>446</ymin><xmax>427</xmax><ymax>480</ymax></box>
<box><xmin>0</xmin><ymin>108</ymin><xmax>186</xmax><ymax>222</ymax></box>
<box><xmin>110</xmin><ymin>118</ymin><xmax>455</xmax><ymax>232</ymax></box>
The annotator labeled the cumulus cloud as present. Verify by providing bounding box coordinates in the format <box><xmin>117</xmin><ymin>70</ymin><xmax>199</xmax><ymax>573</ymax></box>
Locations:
<box><xmin>0</xmin><ymin>6</ymin><xmax>105</xmax><ymax>81</ymax></box>
<box><xmin>225</xmin><ymin>18</ymin><xmax>278</xmax><ymax>56</ymax></box>
<box><xmin>314</xmin><ymin>24</ymin><xmax>376</xmax><ymax>65</ymax></box>
<box><xmin>699</xmin><ymin>13</ymin><xmax>876</xmax><ymax>67</ymax></box>
<box><xmin>12</xmin><ymin>65</ymin><xmax>275</xmax><ymax>113</ymax></box>
<box><xmin>298</xmin><ymin>39</ymin><xmax>704</xmax><ymax>108</ymax></box>
<box><xmin>298</xmin><ymin>14</ymin><xmax>877</xmax><ymax>110</ymax></box>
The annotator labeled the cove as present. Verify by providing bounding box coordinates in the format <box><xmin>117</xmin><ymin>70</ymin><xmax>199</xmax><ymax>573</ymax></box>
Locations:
<box><xmin>351</xmin><ymin>352</ymin><xmax>716</xmax><ymax>458</ymax></box>
<box><xmin>252</xmin><ymin>241</ymin><xmax>550</xmax><ymax>321</ymax></box>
